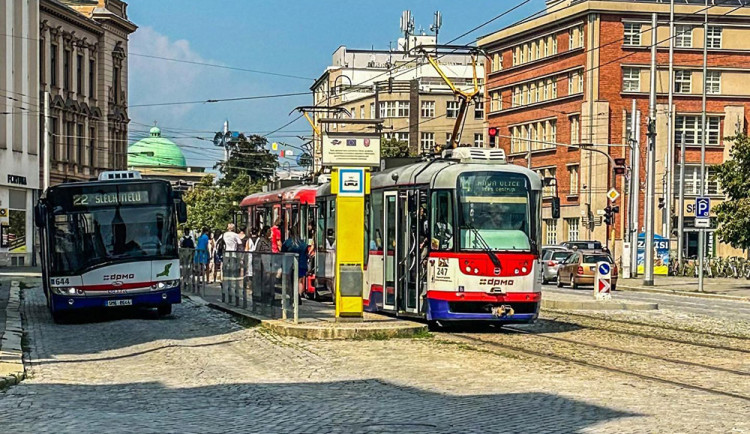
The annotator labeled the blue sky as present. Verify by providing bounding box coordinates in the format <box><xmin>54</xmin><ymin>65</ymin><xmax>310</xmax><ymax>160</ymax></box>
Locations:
<box><xmin>126</xmin><ymin>0</ymin><xmax>546</xmax><ymax>169</ymax></box>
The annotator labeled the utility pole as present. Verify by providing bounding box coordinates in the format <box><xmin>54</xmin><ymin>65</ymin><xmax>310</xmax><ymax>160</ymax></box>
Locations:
<box><xmin>43</xmin><ymin>92</ymin><xmax>50</xmax><ymax>191</ymax></box>
<box><xmin>698</xmin><ymin>0</ymin><xmax>709</xmax><ymax>292</ymax></box>
<box><xmin>665</xmin><ymin>0</ymin><xmax>675</xmax><ymax>245</ymax></box>
<box><xmin>629</xmin><ymin>100</ymin><xmax>639</xmax><ymax>278</ymax></box>
<box><xmin>644</xmin><ymin>13</ymin><xmax>658</xmax><ymax>286</ymax></box>
<box><xmin>223</xmin><ymin>120</ymin><xmax>230</xmax><ymax>163</ymax></box>
<box><xmin>677</xmin><ymin>132</ymin><xmax>686</xmax><ymax>264</ymax></box>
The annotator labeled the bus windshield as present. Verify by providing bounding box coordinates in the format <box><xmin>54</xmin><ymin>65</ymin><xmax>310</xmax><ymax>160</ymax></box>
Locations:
<box><xmin>457</xmin><ymin>172</ymin><xmax>538</xmax><ymax>252</ymax></box>
<box><xmin>47</xmin><ymin>183</ymin><xmax>177</xmax><ymax>275</ymax></box>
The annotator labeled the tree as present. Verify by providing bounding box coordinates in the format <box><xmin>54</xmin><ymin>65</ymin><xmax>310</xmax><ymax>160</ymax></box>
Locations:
<box><xmin>381</xmin><ymin>137</ymin><xmax>410</xmax><ymax>158</ymax></box>
<box><xmin>214</xmin><ymin>134</ymin><xmax>278</xmax><ymax>187</ymax></box>
<box><xmin>712</xmin><ymin>133</ymin><xmax>750</xmax><ymax>251</ymax></box>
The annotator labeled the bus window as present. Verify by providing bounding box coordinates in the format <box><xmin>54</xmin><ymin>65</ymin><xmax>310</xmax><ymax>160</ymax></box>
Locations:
<box><xmin>431</xmin><ymin>191</ymin><xmax>454</xmax><ymax>251</ymax></box>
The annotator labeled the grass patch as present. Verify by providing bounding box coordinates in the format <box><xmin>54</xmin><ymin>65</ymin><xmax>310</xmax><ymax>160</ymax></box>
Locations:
<box><xmin>232</xmin><ymin>315</ymin><xmax>260</xmax><ymax>328</ymax></box>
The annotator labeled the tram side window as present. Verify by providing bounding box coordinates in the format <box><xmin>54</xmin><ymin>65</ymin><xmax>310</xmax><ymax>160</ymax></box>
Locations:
<box><xmin>317</xmin><ymin>201</ymin><xmax>326</xmax><ymax>252</ymax></box>
<box><xmin>369</xmin><ymin>192</ymin><xmax>384</xmax><ymax>251</ymax></box>
<box><xmin>326</xmin><ymin>200</ymin><xmax>336</xmax><ymax>249</ymax></box>
<box><xmin>431</xmin><ymin>191</ymin><xmax>454</xmax><ymax>250</ymax></box>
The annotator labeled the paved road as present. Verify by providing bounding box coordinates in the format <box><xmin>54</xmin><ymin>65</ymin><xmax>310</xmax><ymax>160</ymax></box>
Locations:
<box><xmin>2</xmin><ymin>282</ymin><xmax>748</xmax><ymax>433</ymax></box>
<box><xmin>543</xmin><ymin>283</ymin><xmax>750</xmax><ymax>321</ymax></box>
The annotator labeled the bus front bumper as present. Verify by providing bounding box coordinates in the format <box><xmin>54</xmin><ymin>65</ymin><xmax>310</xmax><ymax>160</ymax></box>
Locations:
<box><xmin>51</xmin><ymin>287</ymin><xmax>181</xmax><ymax>312</ymax></box>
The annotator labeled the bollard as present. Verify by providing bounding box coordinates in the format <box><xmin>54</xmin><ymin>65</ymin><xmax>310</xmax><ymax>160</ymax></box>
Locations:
<box><xmin>293</xmin><ymin>255</ymin><xmax>299</xmax><ymax>324</ymax></box>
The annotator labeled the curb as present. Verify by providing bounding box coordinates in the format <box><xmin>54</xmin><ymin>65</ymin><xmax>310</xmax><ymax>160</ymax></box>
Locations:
<box><xmin>0</xmin><ymin>281</ymin><xmax>25</xmax><ymax>388</ymax></box>
<box><xmin>541</xmin><ymin>298</ymin><xmax>658</xmax><ymax>311</ymax></box>
<box><xmin>617</xmin><ymin>284</ymin><xmax>750</xmax><ymax>302</ymax></box>
<box><xmin>188</xmin><ymin>294</ymin><xmax>428</xmax><ymax>340</ymax></box>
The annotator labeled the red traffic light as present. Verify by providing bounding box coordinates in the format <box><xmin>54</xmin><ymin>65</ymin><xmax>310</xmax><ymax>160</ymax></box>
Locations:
<box><xmin>488</xmin><ymin>127</ymin><xmax>499</xmax><ymax>137</ymax></box>
<box><xmin>614</xmin><ymin>158</ymin><xmax>626</xmax><ymax>166</ymax></box>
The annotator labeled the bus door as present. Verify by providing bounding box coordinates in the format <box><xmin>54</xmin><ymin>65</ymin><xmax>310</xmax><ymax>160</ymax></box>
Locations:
<box><xmin>383</xmin><ymin>191</ymin><xmax>397</xmax><ymax>311</ymax></box>
<box><xmin>399</xmin><ymin>190</ymin><xmax>420</xmax><ymax>314</ymax></box>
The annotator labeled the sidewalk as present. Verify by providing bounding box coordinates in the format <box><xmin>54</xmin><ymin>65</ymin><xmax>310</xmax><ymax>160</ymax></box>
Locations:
<box><xmin>618</xmin><ymin>276</ymin><xmax>750</xmax><ymax>301</ymax></box>
<box><xmin>190</xmin><ymin>282</ymin><xmax>428</xmax><ymax>340</ymax></box>
<box><xmin>0</xmin><ymin>279</ymin><xmax>25</xmax><ymax>388</ymax></box>
<box><xmin>0</xmin><ymin>266</ymin><xmax>42</xmax><ymax>278</ymax></box>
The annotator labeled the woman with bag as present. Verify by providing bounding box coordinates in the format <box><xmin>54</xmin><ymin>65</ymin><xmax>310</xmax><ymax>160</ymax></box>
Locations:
<box><xmin>281</xmin><ymin>226</ymin><xmax>309</xmax><ymax>300</ymax></box>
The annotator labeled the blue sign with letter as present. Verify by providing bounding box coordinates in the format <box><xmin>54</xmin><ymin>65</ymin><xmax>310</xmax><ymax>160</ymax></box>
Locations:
<box><xmin>695</xmin><ymin>197</ymin><xmax>710</xmax><ymax>218</ymax></box>
<box><xmin>598</xmin><ymin>263</ymin><xmax>611</xmax><ymax>276</ymax></box>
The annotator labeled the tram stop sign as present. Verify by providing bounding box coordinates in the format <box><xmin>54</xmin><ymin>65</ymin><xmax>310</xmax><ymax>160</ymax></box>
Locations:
<box><xmin>594</xmin><ymin>261</ymin><xmax>612</xmax><ymax>301</ymax></box>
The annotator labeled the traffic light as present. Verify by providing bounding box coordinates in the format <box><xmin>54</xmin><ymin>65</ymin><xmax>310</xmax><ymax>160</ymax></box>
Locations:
<box><xmin>603</xmin><ymin>205</ymin><xmax>619</xmax><ymax>226</ymax></box>
<box><xmin>488</xmin><ymin>127</ymin><xmax>499</xmax><ymax>148</ymax></box>
<box><xmin>614</xmin><ymin>157</ymin><xmax>626</xmax><ymax>175</ymax></box>
<box><xmin>551</xmin><ymin>197</ymin><xmax>561</xmax><ymax>219</ymax></box>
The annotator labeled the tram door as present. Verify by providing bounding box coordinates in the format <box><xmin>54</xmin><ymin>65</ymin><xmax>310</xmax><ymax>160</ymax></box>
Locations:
<box><xmin>396</xmin><ymin>190</ymin><xmax>420</xmax><ymax>314</ymax></box>
<box><xmin>383</xmin><ymin>192</ymin><xmax>397</xmax><ymax>310</ymax></box>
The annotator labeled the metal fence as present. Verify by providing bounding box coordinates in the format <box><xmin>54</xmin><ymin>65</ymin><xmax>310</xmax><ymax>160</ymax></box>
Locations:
<box><xmin>179</xmin><ymin>248</ymin><xmax>300</xmax><ymax>323</ymax></box>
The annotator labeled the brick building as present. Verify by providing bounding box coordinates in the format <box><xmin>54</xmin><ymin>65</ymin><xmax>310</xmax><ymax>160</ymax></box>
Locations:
<box><xmin>479</xmin><ymin>0</ymin><xmax>750</xmax><ymax>260</ymax></box>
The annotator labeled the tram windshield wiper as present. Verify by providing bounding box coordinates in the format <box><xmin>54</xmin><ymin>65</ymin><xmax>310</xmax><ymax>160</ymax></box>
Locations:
<box><xmin>465</xmin><ymin>222</ymin><xmax>503</xmax><ymax>269</ymax></box>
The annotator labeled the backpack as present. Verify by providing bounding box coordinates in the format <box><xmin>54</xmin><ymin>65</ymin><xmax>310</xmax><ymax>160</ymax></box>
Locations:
<box><xmin>180</xmin><ymin>235</ymin><xmax>194</xmax><ymax>249</ymax></box>
<box><xmin>215</xmin><ymin>237</ymin><xmax>226</xmax><ymax>259</ymax></box>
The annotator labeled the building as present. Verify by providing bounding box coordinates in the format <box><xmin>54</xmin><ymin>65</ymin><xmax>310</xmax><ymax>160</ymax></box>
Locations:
<box><xmin>0</xmin><ymin>0</ymin><xmax>41</xmax><ymax>267</ymax></box>
<box><xmin>39</xmin><ymin>0</ymin><xmax>137</xmax><ymax>185</ymax></box>
<box><xmin>478</xmin><ymin>0</ymin><xmax>750</xmax><ymax>260</ymax></box>
<box><xmin>310</xmin><ymin>28</ymin><xmax>486</xmax><ymax>172</ymax></box>
<box><xmin>127</xmin><ymin>126</ymin><xmax>206</xmax><ymax>191</ymax></box>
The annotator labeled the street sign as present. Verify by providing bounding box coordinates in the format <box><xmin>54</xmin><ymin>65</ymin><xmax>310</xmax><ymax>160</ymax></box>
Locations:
<box><xmin>695</xmin><ymin>217</ymin><xmax>710</xmax><ymax>228</ymax></box>
<box><xmin>606</xmin><ymin>188</ymin><xmax>620</xmax><ymax>202</ymax></box>
<box><xmin>598</xmin><ymin>263</ymin><xmax>611</xmax><ymax>276</ymax></box>
<box><xmin>337</xmin><ymin>168</ymin><xmax>365</xmax><ymax>197</ymax></box>
<box><xmin>695</xmin><ymin>197</ymin><xmax>711</xmax><ymax>218</ymax></box>
<box><xmin>594</xmin><ymin>261</ymin><xmax>612</xmax><ymax>301</ymax></box>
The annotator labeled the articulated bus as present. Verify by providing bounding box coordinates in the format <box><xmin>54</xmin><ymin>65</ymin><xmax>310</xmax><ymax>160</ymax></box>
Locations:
<box><xmin>35</xmin><ymin>171</ymin><xmax>187</xmax><ymax>322</ymax></box>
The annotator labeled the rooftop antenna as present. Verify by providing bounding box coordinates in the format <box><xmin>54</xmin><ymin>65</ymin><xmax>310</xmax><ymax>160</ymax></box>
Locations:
<box><xmin>430</xmin><ymin>10</ymin><xmax>442</xmax><ymax>45</ymax></box>
<box><xmin>400</xmin><ymin>10</ymin><xmax>414</xmax><ymax>52</ymax></box>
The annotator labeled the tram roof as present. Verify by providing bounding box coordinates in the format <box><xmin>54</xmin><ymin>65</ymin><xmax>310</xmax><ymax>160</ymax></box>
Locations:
<box><xmin>240</xmin><ymin>184</ymin><xmax>318</xmax><ymax>208</ymax></box>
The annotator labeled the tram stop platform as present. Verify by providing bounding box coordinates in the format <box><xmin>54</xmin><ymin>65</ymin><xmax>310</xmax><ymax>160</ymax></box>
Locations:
<box><xmin>191</xmin><ymin>283</ymin><xmax>428</xmax><ymax>340</ymax></box>
<box><xmin>542</xmin><ymin>288</ymin><xmax>659</xmax><ymax>311</ymax></box>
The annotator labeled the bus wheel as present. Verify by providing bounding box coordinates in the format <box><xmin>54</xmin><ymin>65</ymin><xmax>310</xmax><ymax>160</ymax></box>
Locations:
<box><xmin>157</xmin><ymin>304</ymin><xmax>172</xmax><ymax>316</ymax></box>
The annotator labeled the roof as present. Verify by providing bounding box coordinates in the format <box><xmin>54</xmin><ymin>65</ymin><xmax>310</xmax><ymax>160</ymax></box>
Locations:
<box><xmin>240</xmin><ymin>185</ymin><xmax>318</xmax><ymax>208</ymax></box>
<box><xmin>127</xmin><ymin>126</ymin><xmax>187</xmax><ymax>168</ymax></box>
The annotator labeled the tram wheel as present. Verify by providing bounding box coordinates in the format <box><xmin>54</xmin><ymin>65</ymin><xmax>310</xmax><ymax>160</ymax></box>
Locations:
<box><xmin>157</xmin><ymin>304</ymin><xmax>172</xmax><ymax>316</ymax></box>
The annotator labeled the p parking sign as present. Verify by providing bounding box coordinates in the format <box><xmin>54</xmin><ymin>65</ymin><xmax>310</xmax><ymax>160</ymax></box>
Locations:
<box><xmin>695</xmin><ymin>197</ymin><xmax>710</xmax><ymax>218</ymax></box>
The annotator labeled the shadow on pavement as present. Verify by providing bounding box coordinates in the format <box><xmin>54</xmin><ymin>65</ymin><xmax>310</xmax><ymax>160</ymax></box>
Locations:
<box><xmin>0</xmin><ymin>379</ymin><xmax>638</xmax><ymax>433</ymax></box>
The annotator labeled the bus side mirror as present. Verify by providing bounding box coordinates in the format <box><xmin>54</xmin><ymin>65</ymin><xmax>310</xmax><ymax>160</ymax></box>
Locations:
<box><xmin>34</xmin><ymin>204</ymin><xmax>45</xmax><ymax>228</ymax></box>
<box><xmin>177</xmin><ymin>200</ymin><xmax>188</xmax><ymax>224</ymax></box>
<box><xmin>551</xmin><ymin>197</ymin><xmax>561</xmax><ymax>219</ymax></box>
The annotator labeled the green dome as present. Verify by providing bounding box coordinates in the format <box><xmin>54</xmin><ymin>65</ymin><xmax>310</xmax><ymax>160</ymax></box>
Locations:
<box><xmin>128</xmin><ymin>126</ymin><xmax>187</xmax><ymax>168</ymax></box>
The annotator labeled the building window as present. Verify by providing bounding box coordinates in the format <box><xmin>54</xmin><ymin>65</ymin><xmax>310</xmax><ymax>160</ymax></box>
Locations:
<box><xmin>675</xmin><ymin>166</ymin><xmax>722</xmax><ymax>196</ymax></box>
<box><xmin>50</xmin><ymin>117</ymin><xmax>58</xmax><ymax>160</ymax></box>
<box><xmin>474</xmin><ymin>101</ymin><xmax>484</xmax><ymax>120</ymax></box>
<box><xmin>551</xmin><ymin>80</ymin><xmax>557</xmax><ymax>98</ymax></box>
<box><xmin>421</xmin><ymin>100</ymin><xmax>435</xmax><ymax>118</ymax></box>
<box><xmin>674</xmin><ymin>70</ymin><xmax>692</xmax><ymax>94</ymax></box>
<box><xmin>706</xmin><ymin>71</ymin><xmax>721</xmax><ymax>94</ymax></box>
<box><xmin>350</xmin><ymin>107</ymin><xmax>356</xmax><ymax>119</ymax></box>
<box><xmin>675</xmin><ymin>25</ymin><xmax>693</xmax><ymax>48</ymax></box>
<box><xmin>675</xmin><ymin>115</ymin><xmax>721</xmax><ymax>146</ymax></box>
<box><xmin>39</xmin><ymin>39</ymin><xmax>45</xmax><ymax>85</ymax></box>
<box><xmin>491</xmin><ymin>91</ymin><xmax>501</xmax><ymax>112</ymax></box>
<box><xmin>512</xmin><ymin>50</ymin><xmax>517</xmax><ymax>66</ymax></box>
<box><xmin>113</xmin><ymin>65</ymin><xmax>120</xmax><ymax>103</ymax></box>
<box><xmin>568</xmin><ymin>164</ymin><xmax>579</xmax><ymax>195</ymax></box>
<box><xmin>379</xmin><ymin>101</ymin><xmax>408</xmax><ymax>118</ymax></box>
<box><xmin>360</xmin><ymin>105</ymin><xmax>365</xmax><ymax>119</ymax></box>
<box><xmin>570</xmin><ymin>115</ymin><xmax>580</xmax><ymax>145</ymax></box>
<box><xmin>89</xmin><ymin>126</ymin><xmax>96</xmax><ymax>167</ymax></box>
<box><xmin>512</xmin><ymin>87</ymin><xmax>519</xmax><ymax>107</ymax></box>
<box><xmin>545</xmin><ymin>219</ymin><xmax>558</xmax><ymax>245</ymax></box>
<box><xmin>707</xmin><ymin>26</ymin><xmax>722</xmax><ymax>49</ymax></box>
<box><xmin>535</xmin><ymin>41</ymin><xmax>540</xmax><ymax>59</ymax></box>
<box><xmin>370</xmin><ymin>102</ymin><xmax>375</xmax><ymax>119</ymax></box>
<box><xmin>385</xmin><ymin>132</ymin><xmax>409</xmax><ymax>147</ymax></box>
<box><xmin>446</xmin><ymin>100</ymin><xmax>460</xmax><ymax>119</ymax></box>
<box><xmin>397</xmin><ymin>101</ymin><xmax>409</xmax><ymax>117</ymax></box>
<box><xmin>538</xmin><ymin>168</ymin><xmax>556</xmax><ymax>196</ymax></box>
<box><xmin>420</xmin><ymin>132</ymin><xmax>435</xmax><ymax>152</ymax></box>
<box><xmin>66</xmin><ymin>121</ymin><xmax>74</xmax><ymax>161</ymax></box>
<box><xmin>566</xmin><ymin>218</ymin><xmax>580</xmax><ymax>241</ymax></box>
<box><xmin>76</xmin><ymin>53</ymin><xmax>83</xmax><ymax>95</ymax></box>
<box><xmin>534</xmin><ymin>84</ymin><xmax>540</xmax><ymax>103</ymax></box>
<box><xmin>492</xmin><ymin>52</ymin><xmax>502</xmax><ymax>72</ymax></box>
<box><xmin>578</xmin><ymin>72</ymin><xmax>584</xmax><ymax>94</ymax></box>
<box><xmin>623</xmin><ymin>67</ymin><xmax>640</xmax><ymax>92</ymax></box>
<box><xmin>473</xmin><ymin>133</ymin><xmax>484</xmax><ymax>148</ymax></box>
<box><xmin>519</xmin><ymin>46</ymin><xmax>525</xmax><ymax>64</ymax></box>
<box><xmin>568</xmin><ymin>72</ymin><xmax>575</xmax><ymax>94</ymax></box>
<box><xmin>89</xmin><ymin>58</ymin><xmax>95</xmax><ymax>98</ymax></box>
<box><xmin>76</xmin><ymin>124</ymin><xmax>83</xmax><ymax>165</ymax></box>
<box><xmin>543</xmin><ymin>37</ymin><xmax>549</xmax><ymax>57</ymax></box>
<box><xmin>579</xmin><ymin>25</ymin><xmax>584</xmax><ymax>48</ymax></box>
<box><xmin>624</xmin><ymin>23</ymin><xmax>641</xmax><ymax>46</ymax></box>
<box><xmin>549</xmin><ymin>119</ymin><xmax>557</xmax><ymax>144</ymax></box>
<box><xmin>552</xmin><ymin>36</ymin><xmax>558</xmax><ymax>54</ymax></box>
<box><xmin>63</xmin><ymin>49</ymin><xmax>71</xmax><ymax>91</ymax></box>
<box><xmin>569</xmin><ymin>28</ymin><xmax>576</xmax><ymax>49</ymax></box>
<box><xmin>543</xmin><ymin>81</ymin><xmax>549</xmax><ymax>100</ymax></box>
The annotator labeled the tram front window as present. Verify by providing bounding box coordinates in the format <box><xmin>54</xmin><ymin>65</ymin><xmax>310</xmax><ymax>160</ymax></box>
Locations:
<box><xmin>457</xmin><ymin>172</ymin><xmax>537</xmax><ymax>252</ymax></box>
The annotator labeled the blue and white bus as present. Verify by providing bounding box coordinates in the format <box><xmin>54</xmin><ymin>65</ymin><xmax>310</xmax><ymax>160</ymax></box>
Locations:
<box><xmin>35</xmin><ymin>171</ymin><xmax>187</xmax><ymax>322</ymax></box>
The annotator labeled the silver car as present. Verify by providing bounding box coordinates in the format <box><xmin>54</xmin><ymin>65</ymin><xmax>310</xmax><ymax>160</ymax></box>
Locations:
<box><xmin>542</xmin><ymin>248</ymin><xmax>573</xmax><ymax>284</ymax></box>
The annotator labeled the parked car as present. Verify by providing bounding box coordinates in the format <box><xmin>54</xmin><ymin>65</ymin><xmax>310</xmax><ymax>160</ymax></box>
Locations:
<box><xmin>556</xmin><ymin>250</ymin><xmax>618</xmax><ymax>289</ymax></box>
<box><xmin>561</xmin><ymin>240</ymin><xmax>603</xmax><ymax>251</ymax></box>
<box><xmin>542</xmin><ymin>248</ymin><xmax>573</xmax><ymax>284</ymax></box>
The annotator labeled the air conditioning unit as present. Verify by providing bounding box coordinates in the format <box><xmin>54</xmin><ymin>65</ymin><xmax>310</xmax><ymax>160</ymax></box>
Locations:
<box><xmin>442</xmin><ymin>148</ymin><xmax>507</xmax><ymax>164</ymax></box>
<box><xmin>99</xmin><ymin>170</ymin><xmax>142</xmax><ymax>181</ymax></box>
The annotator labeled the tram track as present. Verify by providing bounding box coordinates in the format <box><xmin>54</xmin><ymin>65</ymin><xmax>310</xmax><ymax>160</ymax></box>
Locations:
<box><xmin>439</xmin><ymin>322</ymin><xmax>750</xmax><ymax>402</ymax></box>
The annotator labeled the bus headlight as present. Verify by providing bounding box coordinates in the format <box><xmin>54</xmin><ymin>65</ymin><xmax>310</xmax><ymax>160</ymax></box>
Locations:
<box><xmin>155</xmin><ymin>280</ymin><xmax>179</xmax><ymax>290</ymax></box>
<box><xmin>52</xmin><ymin>287</ymin><xmax>78</xmax><ymax>295</ymax></box>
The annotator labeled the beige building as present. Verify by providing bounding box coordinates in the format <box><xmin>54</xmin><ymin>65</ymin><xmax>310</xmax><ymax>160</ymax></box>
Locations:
<box><xmin>310</xmin><ymin>36</ymin><xmax>486</xmax><ymax>172</ymax></box>
<box><xmin>0</xmin><ymin>0</ymin><xmax>40</xmax><ymax>266</ymax></box>
<box><xmin>39</xmin><ymin>0</ymin><xmax>137</xmax><ymax>185</ymax></box>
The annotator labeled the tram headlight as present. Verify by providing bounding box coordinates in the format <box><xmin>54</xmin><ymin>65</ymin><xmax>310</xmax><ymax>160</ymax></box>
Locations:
<box><xmin>514</xmin><ymin>268</ymin><xmax>520</xmax><ymax>275</ymax></box>
<box><xmin>521</xmin><ymin>267</ymin><xmax>528</xmax><ymax>273</ymax></box>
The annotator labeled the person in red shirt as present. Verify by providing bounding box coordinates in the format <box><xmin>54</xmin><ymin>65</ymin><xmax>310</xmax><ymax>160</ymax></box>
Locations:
<box><xmin>271</xmin><ymin>218</ymin><xmax>282</xmax><ymax>253</ymax></box>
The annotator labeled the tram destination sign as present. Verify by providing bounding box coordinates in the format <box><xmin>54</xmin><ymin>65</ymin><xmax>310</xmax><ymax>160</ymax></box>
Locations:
<box><xmin>321</xmin><ymin>132</ymin><xmax>381</xmax><ymax>167</ymax></box>
<box><xmin>71</xmin><ymin>191</ymin><xmax>150</xmax><ymax>207</ymax></box>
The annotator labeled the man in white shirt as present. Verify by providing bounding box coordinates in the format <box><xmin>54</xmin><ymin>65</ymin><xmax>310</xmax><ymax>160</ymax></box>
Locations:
<box><xmin>222</xmin><ymin>223</ymin><xmax>244</xmax><ymax>252</ymax></box>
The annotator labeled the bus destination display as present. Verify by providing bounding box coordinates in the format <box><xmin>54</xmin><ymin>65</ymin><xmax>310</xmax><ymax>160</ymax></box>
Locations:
<box><xmin>72</xmin><ymin>191</ymin><xmax>150</xmax><ymax>207</ymax></box>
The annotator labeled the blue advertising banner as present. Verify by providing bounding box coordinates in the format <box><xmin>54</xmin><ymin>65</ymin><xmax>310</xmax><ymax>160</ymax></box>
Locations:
<box><xmin>637</xmin><ymin>233</ymin><xmax>670</xmax><ymax>275</ymax></box>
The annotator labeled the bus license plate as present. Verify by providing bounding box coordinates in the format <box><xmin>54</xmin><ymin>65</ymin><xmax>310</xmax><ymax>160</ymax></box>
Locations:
<box><xmin>106</xmin><ymin>299</ymin><xmax>132</xmax><ymax>307</ymax></box>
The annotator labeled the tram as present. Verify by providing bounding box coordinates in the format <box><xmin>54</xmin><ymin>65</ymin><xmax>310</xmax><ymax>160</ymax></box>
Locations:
<box><xmin>239</xmin><ymin>185</ymin><xmax>320</xmax><ymax>297</ymax></box>
<box><xmin>361</xmin><ymin>148</ymin><xmax>543</xmax><ymax>324</ymax></box>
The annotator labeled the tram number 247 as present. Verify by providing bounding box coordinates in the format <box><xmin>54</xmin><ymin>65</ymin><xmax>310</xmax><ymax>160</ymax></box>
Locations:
<box><xmin>50</xmin><ymin>277</ymin><xmax>70</xmax><ymax>286</ymax></box>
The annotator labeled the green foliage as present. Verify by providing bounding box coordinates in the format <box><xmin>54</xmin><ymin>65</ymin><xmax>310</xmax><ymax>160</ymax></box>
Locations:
<box><xmin>713</xmin><ymin>133</ymin><xmax>750</xmax><ymax>250</ymax></box>
<box><xmin>381</xmin><ymin>137</ymin><xmax>410</xmax><ymax>158</ymax></box>
<box><xmin>184</xmin><ymin>135</ymin><xmax>277</xmax><ymax>231</ymax></box>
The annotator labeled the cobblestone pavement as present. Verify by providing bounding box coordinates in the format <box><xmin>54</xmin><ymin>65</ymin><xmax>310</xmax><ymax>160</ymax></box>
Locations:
<box><xmin>0</xmin><ymin>278</ymin><xmax>10</xmax><ymax>342</ymax></box>
<box><xmin>1</xmin><ymin>283</ymin><xmax>748</xmax><ymax>433</ymax></box>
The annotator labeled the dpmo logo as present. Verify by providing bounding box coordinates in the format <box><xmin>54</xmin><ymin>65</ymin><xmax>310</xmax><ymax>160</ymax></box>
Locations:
<box><xmin>103</xmin><ymin>273</ymin><xmax>135</xmax><ymax>281</ymax></box>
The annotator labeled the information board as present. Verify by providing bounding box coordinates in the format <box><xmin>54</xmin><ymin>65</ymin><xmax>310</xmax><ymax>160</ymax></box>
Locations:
<box><xmin>322</xmin><ymin>132</ymin><xmax>381</xmax><ymax>167</ymax></box>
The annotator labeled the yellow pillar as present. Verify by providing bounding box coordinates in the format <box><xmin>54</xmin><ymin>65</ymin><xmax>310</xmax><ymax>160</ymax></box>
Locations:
<box><xmin>332</xmin><ymin>167</ymin><xmax>369</xmax><ymax>319</ymax></box>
